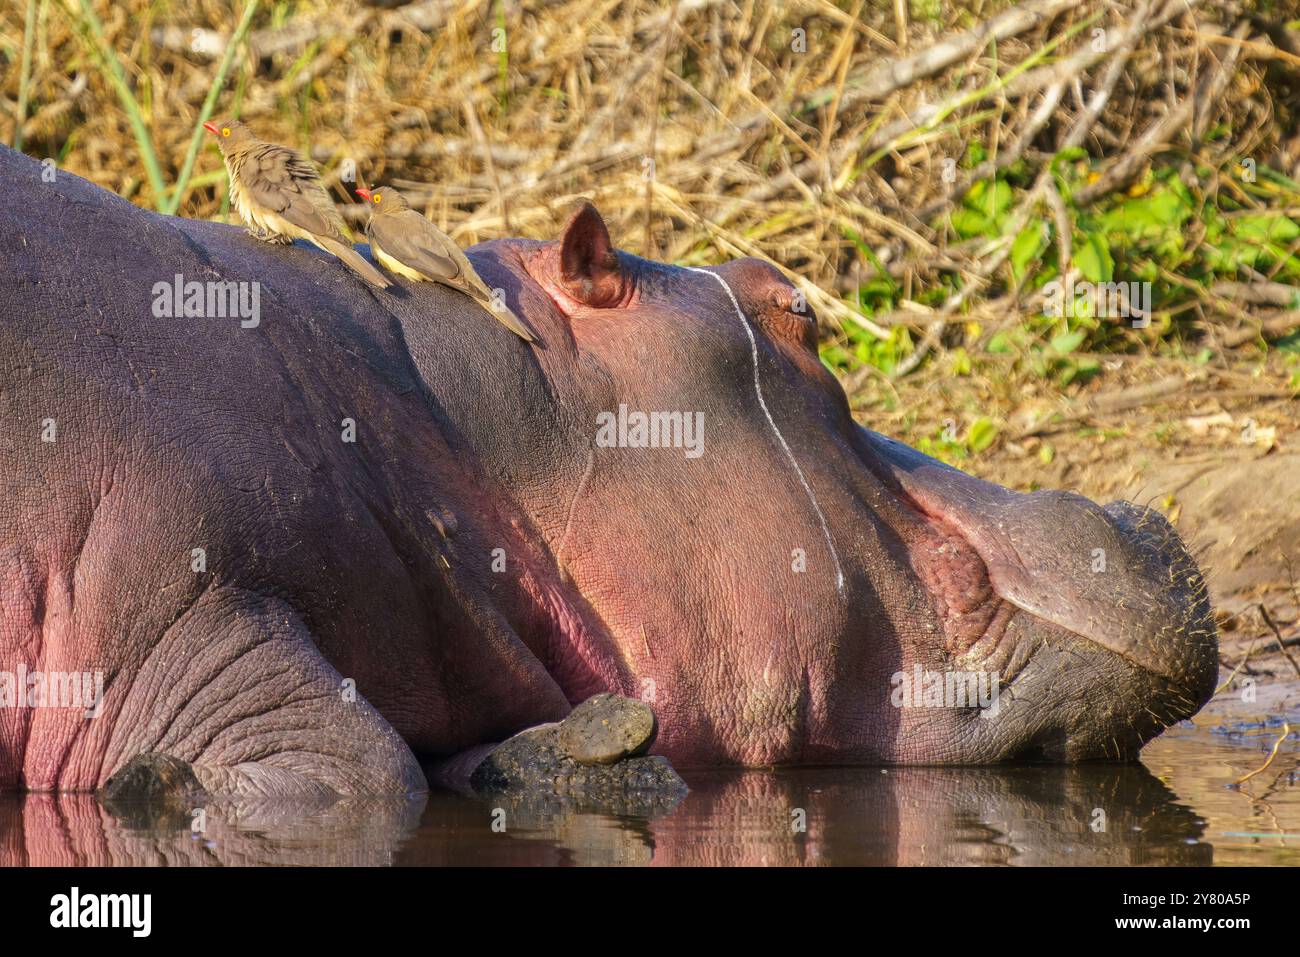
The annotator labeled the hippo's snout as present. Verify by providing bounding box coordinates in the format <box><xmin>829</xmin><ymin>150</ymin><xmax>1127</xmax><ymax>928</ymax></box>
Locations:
<box><xmin>858</xmin><ymin>428</ymin><xmax>1218</xmax><ymax>740</ymax></box>
<box><xmin>941</xmin><ymin>487</ymin><xmax>1218</xmax><ymax>706</ymax></box>
<box><xmin>1095</xmin><ymin>500</ymin><xmax>1218</xmax><ymax>705</ymax></box>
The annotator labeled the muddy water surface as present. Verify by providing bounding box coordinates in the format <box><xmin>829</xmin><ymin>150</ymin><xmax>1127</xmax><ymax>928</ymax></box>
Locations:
<box><xmin>1</xmin><ymin>695</ymin><xmax>1295</xmax><ymax>866</ymax></box>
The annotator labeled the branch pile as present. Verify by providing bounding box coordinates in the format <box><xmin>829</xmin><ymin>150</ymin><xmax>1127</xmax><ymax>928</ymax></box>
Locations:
<box><xmin>3</xmin><ymin>0</ymin><xmax>1298</xmax><ymax>367</ymax></box>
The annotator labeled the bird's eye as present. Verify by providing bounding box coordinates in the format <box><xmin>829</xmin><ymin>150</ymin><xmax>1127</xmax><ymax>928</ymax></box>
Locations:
<box><xmin>221</xmin><ymin>128</ymin><xmax>230</xmax><ymax>137</ymax></box>
<box><xmin>373</xmin><ymin>195</ymin><xmax>381</xmax><ymax>204</ymax></box>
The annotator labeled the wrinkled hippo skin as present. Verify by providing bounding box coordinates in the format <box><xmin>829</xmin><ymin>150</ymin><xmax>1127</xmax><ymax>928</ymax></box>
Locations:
<box><xmin>0</xmin><ymin>145</ymin><xmax>1216</xmax><ymax>802</ymax></box>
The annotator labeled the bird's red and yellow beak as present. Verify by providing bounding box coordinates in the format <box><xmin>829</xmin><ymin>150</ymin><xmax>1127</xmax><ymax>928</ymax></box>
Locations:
<box><xmin>355</xmin><ymin>188</ymin><xmax>372</xmax><ymax>201</ymax></box>
<box><xmin>202</xmin><ymin>121</ymin><xmax>220</xmax><ymax>136</ymax></box>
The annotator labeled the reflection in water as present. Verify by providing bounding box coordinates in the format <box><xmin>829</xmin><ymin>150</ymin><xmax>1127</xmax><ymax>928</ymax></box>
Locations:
<box><xmin>0</xmin><ymin>791</ymin><xmax>426</xmax><ymax>867</ymax></box>
<box><xmin>0</xmin><ymin>718</ymin><xmax>1295</xmax><ymax>866</ymax></box>
<box><xmin>397</xmin><ymin>763</ymin><xmax>1209</xmax><ymax>866</ymax></box>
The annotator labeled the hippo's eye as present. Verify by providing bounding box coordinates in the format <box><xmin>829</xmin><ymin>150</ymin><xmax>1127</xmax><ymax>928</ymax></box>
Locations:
<box><xmin>769</xmin><ymin>289</ymin><xmax>812</xmax><ymax>320</ymax></box>
<box><xmin>770</xmin><ymin>291</ymin><xmax>793</xmax><ymax>312</ymax></box>
<box><xmin>755</xmin><ymin>287</ymin><xmax>819</xmax><ymax>351</ymax></box>
<box><xmin>221</xmin><ymin>128</ymin><xmax>230</xmax><ymax>137</ymax></box>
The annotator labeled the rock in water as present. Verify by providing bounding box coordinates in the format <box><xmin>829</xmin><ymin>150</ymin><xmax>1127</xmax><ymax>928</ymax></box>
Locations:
<box><xmin>99</xmin><ymin>753</ymin><xmax>207</xmax><ymax>830</ymax></box>
<box><xmin>557</xmin><ymin>693</ymin><xmax>657</xmax><ymax>765</ymax></box>
<box><xmin>469</xmin><ymin>698</ymin><xmax>684</xmax><ymax>807</ymax></box>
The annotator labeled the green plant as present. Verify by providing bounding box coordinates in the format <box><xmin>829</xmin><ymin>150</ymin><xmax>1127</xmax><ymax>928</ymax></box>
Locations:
<box><xmin>56</xmin><ymin>0</ymin><xmax>260</xmax><ymax>213</ymax></box>
<box><xmin>164</xmin><ymin>0</ymin><xmax>260</xmax><ymax>215</ymax></box>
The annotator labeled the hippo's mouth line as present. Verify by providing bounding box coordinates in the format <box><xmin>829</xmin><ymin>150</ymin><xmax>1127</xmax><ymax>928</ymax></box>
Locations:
<box><xmin>870</xmin><ymin>477</ymin><xmax>1020</xmax><ymax>662</ymax></box>
<box><xmin>898</xmin><ymin>491</ymin><xmax>1209</xmax><ymax>698</ymax></box>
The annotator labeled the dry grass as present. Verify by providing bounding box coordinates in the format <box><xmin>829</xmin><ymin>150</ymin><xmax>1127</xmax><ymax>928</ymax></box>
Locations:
<box><xmin>5</xmin><ymin>1</ymin><xmax>1300</xmax><ymax>629</ymax></box>
<box><xmin>0</xmin><ymin>4</ymin><xmax>1281</xmax><ymax>280</ymax></box>
<box><xmin>2</xmin><ymin>0</ymin><xmax>1298</xmax><ymax>427</ymax></box>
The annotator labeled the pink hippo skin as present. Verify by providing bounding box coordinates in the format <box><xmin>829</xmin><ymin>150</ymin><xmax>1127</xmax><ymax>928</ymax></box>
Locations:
<box><xmin>0</xmin><ymin>145</ymin><xmax>1215</xmax><ymax>800</ymax></box>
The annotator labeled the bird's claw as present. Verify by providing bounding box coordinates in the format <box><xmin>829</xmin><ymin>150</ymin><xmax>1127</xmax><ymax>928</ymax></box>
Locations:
<box><xmin>246</xmin><ymin>227</ymin><xmax>291</xmax><ymax>245</ymax></box>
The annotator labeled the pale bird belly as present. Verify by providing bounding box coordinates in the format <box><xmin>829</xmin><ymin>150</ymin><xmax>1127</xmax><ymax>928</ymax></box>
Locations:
<box><xmin>373</xmin><ymin>244</ymin><xmax>428</xmax><ymax>282</ymax></box>
<box><xmin>228</xmin><ymin>174</ymin><xmax>315</xmax><ymax>244</ymax></box>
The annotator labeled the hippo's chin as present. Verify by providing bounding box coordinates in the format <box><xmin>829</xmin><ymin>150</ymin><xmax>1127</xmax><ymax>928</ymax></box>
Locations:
<box><xmin>938</xmin><ymin>606</ymin><xmax>1208</xmax><ymax>763</ymax></box>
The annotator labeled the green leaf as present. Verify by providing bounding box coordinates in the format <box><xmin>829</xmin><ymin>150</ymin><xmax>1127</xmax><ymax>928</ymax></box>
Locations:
<box><xmin>1011</xmin><ymin>220</ymin><xmax>1048</xmax><ymax>281</ymax></box>
<box><xmin>951</xmin><ymin>207</ymin><xmax>993</xmax><ymax>239</ymax></box>
<box><xmin>1074</xmin><ymin>232</ymin><xmax>1114</xmax><ymax>283</ymax></box>
<box><xmin>988</xmin><ymin>179</ymin><xmax>1014</xmax><ymax>220</ymax></box>
<box><xmin>949</xmin><ymin>347</ymin><xmax>972</xmax><ymax>376</ymax></box>
<box><xmin>1052</xmin><ymin>146</ymin><xmax>1088</xmax><ymax>166</ymax></box>
<box><xmin>1050</xmin><ymin>329</ymin><xmax>1086</xmax><ymax>354</ymax></box>
<box><xmin>1097</xmin><ymin>185</ymin><xmax>1191</xmax><ymax>240</ymax></box>
<box><xmin>967</xmin><ymin>418</ymin><xmax>999</xmax><ymax>453</ymax></box>
<box><xmin>964</xmin><ymin>178</ymin><xmax>1014</xmax><ymax>221</ymax></box>
<box><xmin>1232</xmin><ymin>214</ymin><xmax>1300</xmax><ymax>245</ymax></box>
<box><xmin>987</xmin><ymin>330</ymin><xmax>1014</xmax><ymax>354</ymax></box>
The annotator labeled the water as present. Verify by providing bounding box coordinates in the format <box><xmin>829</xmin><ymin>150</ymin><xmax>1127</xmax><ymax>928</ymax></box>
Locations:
<box><xmin>1</xmin><ymin>713</ymin><xmax>1294</xmax><ymax>866</ymax></box>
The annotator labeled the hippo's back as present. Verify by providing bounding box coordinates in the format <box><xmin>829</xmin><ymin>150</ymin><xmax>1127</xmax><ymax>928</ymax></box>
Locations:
<box><xmin>0</xmin><ymin>146</ymin><xmax>454</xmax><ymax>789</ymax></box>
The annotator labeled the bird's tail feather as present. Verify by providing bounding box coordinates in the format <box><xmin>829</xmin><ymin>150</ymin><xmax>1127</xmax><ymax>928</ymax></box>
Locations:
<box><xmin>319</xmin><ymin>237</ymin><xmax>391</xmax><ymax>289</ymax></box>
<box><xmin>477</xmin><ymin>294</ymin><xmax>537</xmax><ymax>343</ymax></box>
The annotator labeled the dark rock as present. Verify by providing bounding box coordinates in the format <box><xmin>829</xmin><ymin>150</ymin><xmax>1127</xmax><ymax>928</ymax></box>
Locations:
<box><xmin>99</xmin><ymin>753</ymin><xmax>207</xmax><ymax>830</ymax></box>
<box><xmin>556</xmin><ymin>693</ymin><xmax>657</xmax><ymax>765</ymax></box>
<box><xmin>469</xmin><ymin>721</ymin><xmax>687</xmax><ymax>808</ymax></box>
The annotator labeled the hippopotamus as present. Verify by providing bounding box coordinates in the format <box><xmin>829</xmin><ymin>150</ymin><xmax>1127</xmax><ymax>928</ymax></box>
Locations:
<box><xmin>0</xmin><ymin>144</ymin><xmax>1216</xmax><ymax>800</ymax></box>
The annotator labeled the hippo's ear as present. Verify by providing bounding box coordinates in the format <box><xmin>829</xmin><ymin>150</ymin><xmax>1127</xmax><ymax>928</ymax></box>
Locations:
<box><xmin>558</xmin><ymin>202</ymin><xmax>625</xmax><ymax>307</ymax></box>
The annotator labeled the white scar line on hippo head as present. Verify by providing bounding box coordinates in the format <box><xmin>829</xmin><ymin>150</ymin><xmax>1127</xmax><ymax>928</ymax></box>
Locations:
<box><xmin>684</xmin><ymin>266</ymin><xmax>845</xmax><ymax>597</ymax></box>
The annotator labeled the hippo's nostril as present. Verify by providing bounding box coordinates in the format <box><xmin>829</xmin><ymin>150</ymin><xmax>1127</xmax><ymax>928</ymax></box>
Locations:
<box><xmin>1010</xmin><ymin>728</ymin><xmax>1070</xmax><ymax>764</ymax></box>
<box><xmin>1101</xmin><ymin>501</ymin><xmax>1188</xmax><ymax>559</ymax></box>
<box><xmin>1099</xmin><ymin>499</ymin><xmax>1218</xmax><ymax>705</ymax></box>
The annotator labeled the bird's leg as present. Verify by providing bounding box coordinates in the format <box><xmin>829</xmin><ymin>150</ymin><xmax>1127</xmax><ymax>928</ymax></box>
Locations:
<box><xmin>246</xmin><ymin>226</ymin><xmax>292</xmax><ymax>245</ymax></box>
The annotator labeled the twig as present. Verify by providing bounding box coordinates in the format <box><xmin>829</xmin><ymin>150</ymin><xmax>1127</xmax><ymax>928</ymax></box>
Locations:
<box><xmin>1210</xmin><ymin>280</ymin><xmax>1300</xmax><ymax>307</ymax></box>
<box><xmin>1183</xmin><ymin>28</ymin><xmax>1300</xmax><ymax>69</ymax></box>
<box><xmin>1012</xmin><ymin>373</ymin><xmax>1192</xmax><ymax>439</ymax></box>
<box><xmin>1233</xmin><ymin>722</ymin><xmax>1291</xmax><ymax>787</ymax></box>
<box><xmin>1215</xmin><ymin>636</ymin><xmax>1259</xmax><ymax>695</ymax></box>
<box><xmin>810</xmin><ymin>0</ymin><xmax>1080</xmax><ymax>113</ymax></box>
<box><xmin>1259</xmin><ymin>604</ymin><xmax>1300</xmax><ymax>679</ymax></box>
<box><xmin>1220</xmin><ymin>310</ymin><xmax>1300</xmax><ymax>348</ymax></box>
